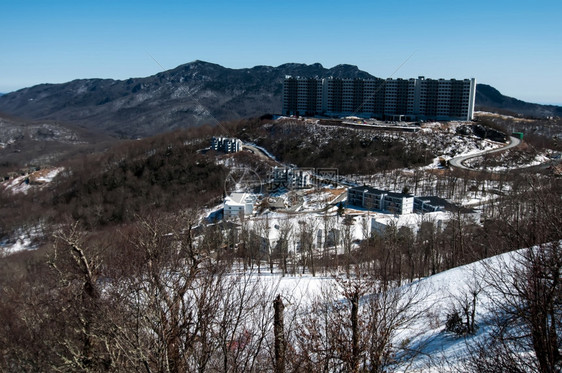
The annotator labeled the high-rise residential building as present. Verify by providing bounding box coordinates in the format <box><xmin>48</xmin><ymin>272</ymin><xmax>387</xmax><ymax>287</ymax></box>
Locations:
<box><xmin>282</xmin><ymin>76</ymin><xmax>323</xmax><ymax>117</ymax></box>
<box><xmin>415</xmin><ymin>77</ymin><xmax>476</xmax><ymax>120</ymax></box>
<box><xmin>282</xmin><ymin>76</ymin><xmax>476</xmax><ymax>121</ymax></box>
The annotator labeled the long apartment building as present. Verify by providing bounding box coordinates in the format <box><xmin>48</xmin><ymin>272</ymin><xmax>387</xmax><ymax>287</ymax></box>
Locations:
<box><xmin>348</xmin><ymin>186</ymin><xmax>446</xmax><ymax>215</ymax></box>
<box><xmin>347</xmin><ymin>186</ymin><xmax>415</xmax><ymax>215</ymax></box>
<box><xmin>282</xmin><ymin>77</ymin><xmax>323</xmax><ymax>117</ymax></box>
<box><xmin>283</xmin><ymin>76</ymin><xmax>476</xmax><ymax>121</ymax></box>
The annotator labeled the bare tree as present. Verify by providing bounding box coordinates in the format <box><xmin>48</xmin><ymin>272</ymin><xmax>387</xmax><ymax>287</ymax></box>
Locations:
<box><xmin>292</xmin><ymin>271</ymin><xmax>428</xmax><ymax>372</ymax></box>
<box><xmin>341</xmin><ymin>215</ymin><xmax>355</xmax><ymax>276</ymax></box>
<box><xmin>415</xmin><ymin>215</ymin><xmax>440</xmax><ymax>277</ymax></box>
<box><xmin>273</xmin><ymin>295</ymin><xmax>286</xmax><ymax>373</ymax></box>
<box><xmin>45</xmin><ymin>222</ymin><xmax>125</xmax><ymax>372</ymax></box>
<box><xmin>0</xmin><ymin>225</ymin><xmax>120</xmax><ymax>372</ymax></box>
<box><xmin>322</xmin><ymin>211</ymin><xmax>336</xmax><ymax>274</ymax></box>
<box><xmin>259</xmin><ymin>214</ymin><xmax>274</xmax><ymax>274</ymax></box>
<box><xmin>297</xmin><ymin>219</ymin><xmax>318</xmax><ymax>276</ymax></box>
<box><xmin>446</xmin><ymin>274</ymin><xmax>482</xmax><ymax>336</ymax></box>
<box><xmin>466</xmin><ymin>179</ymin><xmax>562</xmax><ymax>373</ymax></box>
<box><xmin>469</xmin><ymin>243</ymin><xmax>561</xmax><ymax>373</ymax></box>
<box><xmin>110</xmin><ymin>213</ymin><xmax>278</xmax><ymax>372</ymax></box>
<box><xmin>276</xmin><ymin>218</ymin><xmax>292</xmax><ymax>276</ymax></box>
<box><xmin>208</xmin><ymin>271</ymin><xmax>276</xmax><ymax>372</ymax></box>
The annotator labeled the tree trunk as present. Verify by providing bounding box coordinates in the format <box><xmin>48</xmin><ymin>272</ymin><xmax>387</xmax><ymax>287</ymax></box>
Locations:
<box><xmin>351</xmin><ymin>291</ymin><xmax>360</xmax><ymax>373</ymax></box>
<box><xmin>273</xmin><ymin>295</ymin><xmax>285</xmax><ymax>373</ymax></box>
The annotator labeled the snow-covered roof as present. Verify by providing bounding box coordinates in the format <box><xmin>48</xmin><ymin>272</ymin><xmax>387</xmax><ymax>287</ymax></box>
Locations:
<box><xmin>225</xmin><ymin>193</ymin><xmax>256</xmax><ymax>206</ymax></box>
<box><xmin>371</xmin><ymin>211</ymin><xmax>450</xmax><ymax>232</ymax></box>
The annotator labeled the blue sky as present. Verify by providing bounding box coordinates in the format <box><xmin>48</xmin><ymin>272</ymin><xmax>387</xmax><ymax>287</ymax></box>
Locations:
<box><xmin>2</xmin><ymin>0</ymin><xmax>561</xmax><ymax>105</ymax></box>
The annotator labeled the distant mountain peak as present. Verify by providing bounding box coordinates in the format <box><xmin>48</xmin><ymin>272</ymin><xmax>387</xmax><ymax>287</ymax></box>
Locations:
<box><xmin>0</xmin><ymin>61</ymin><xmax>559</xmax><ymax>139</ymax></box>
<box><xmin>277</xmin><ymin>62</ymin><xmax>313</xmax><ymax>69</ymax></box>
<box><xmin>330</xmin><ymin>63</ymin><xmax>360</xmax><ymax>70</ymax></box>
<box><xmin>476</xmin><ymin>83</ymin><xmax>562</xmax><ymax>117</ymax></box>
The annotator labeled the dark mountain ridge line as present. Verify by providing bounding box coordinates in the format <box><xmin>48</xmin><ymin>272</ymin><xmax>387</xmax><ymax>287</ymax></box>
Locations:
<box><xmin>475</xmin><ymin>84</ymin><xmax>562</xmax><ymax>118</ymax></box>
<box><xmin>0</xmin><ymin>60</ymin><xmax>559</xmax><ymax>139</ymax></box>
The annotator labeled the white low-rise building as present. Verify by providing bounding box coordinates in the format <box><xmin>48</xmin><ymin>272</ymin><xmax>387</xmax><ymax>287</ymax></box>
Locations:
<box><xmin>224</xmin><ymin>193</ymin><xmax>256</xmax><ymax>219</ymax></box>
<box><xmin>370</xmin><ymin>211</ymin><xmax>447</xmax><ymax>235</ymax></box>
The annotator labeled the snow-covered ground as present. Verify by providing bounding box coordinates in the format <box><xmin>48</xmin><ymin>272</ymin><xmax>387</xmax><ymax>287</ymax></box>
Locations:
<box><xmin>0</xmin><ymin>235</ymin><xmax>34</xmax><ymax>257</ymax></box>
<box><xmin>464</xmin><ymin>149</ymin><xmax>552</xmax><ymax>172</ymax></box>
<box><xmin>0</xmin><ymin>226</ymin><xmax>43</xmax><ymax>257</ymax></box>
<box><xmin>242</xmin><ymin>247</ymin><xmax>534</xmax><ymax>372</ymax></box>
<box><xmin>399</xmin><ymin>255</ymin><xmax>501</xmax><ymax>371</ymax></box>
<box><xmin>475</xmin><ymin>111</ymin><xmax>534</xmax><ymax>122</ymax></box>
<box><xmin>1</xmin><ymin>167</ymin><xmax>63</xmax><ymax>194</ymax></box>
<box><xmin>3</xmin><ymin>174</ymin><xmax>33</xmax><ymax>194</ymax></box>
<box><xmin>416</xmin><ymin>121</ymin><xmax>504</xmax><ymax>166</ymax></box>
<box><xmin>35</xmin><ymin>167</ymin><xmax>63</xmax><ymax>183</ymax></box>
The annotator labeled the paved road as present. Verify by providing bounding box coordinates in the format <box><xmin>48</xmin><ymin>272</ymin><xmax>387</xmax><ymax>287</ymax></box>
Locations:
<box><xmin>449</xmin><ymin>136</ymin><xmax>521</xmax><ymax>171</ymax></box>
<box><xmin>242</xmin><ymin>144</ymin><xmax>280</xmax><ymax>163</ymax></box>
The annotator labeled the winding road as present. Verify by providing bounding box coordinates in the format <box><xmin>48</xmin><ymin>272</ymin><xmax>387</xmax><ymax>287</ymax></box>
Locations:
<box><xmin>242</xmin><ymin>143</ymin><xmax>280</xmax><ymax>163</ymax></box>
<box><xmin>449</xmin><ymin>136</ymin><xmax>521</xmax><ymax>171</ymax></box>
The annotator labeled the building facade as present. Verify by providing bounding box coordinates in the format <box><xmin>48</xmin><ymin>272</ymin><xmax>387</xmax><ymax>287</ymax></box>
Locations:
<box><xmin>347</xmin><ymin>186</ymin><xmax>414</xmax><ymax>215</ymax></box>
<box><xmin>224</xmin><ymin>193</ymin><xmax>256</xmax><ymax>219</ymax></box>
<box><xmin>283</xmin><ymin>76</ymin><xmax>476</xmax><ymax>121</ymax></box>
<box><xmin>415</xmin><ymin>77</ymin><xmax>476</xmax><ymax>121</ymax></box>
<box><xmin>211</xmin><ymin>137</ymin><xmax>242</xmax><ymax>153</ymax></box>
<box><xmin>282</xmin><ymin>76</ymin><xmax>323</xmax><ymax>117</ymax></box>
<box><xmin>271</xmin><ymin>167</ymin><xmax>311</xmax><ymax>190</ymax></box>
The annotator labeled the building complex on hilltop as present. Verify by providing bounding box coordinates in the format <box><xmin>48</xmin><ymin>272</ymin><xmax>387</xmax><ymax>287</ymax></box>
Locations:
<box><xmin>283</xmin><ymin>76</ymin><xmax>476</xmax><ymax>121</ymax></box>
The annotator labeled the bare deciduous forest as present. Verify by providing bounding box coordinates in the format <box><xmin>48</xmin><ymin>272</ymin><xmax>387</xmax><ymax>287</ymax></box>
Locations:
<box><xmin>0</xmin><ymin>118</ymin><xmax>560</xmax><ymax>372</ymax></box>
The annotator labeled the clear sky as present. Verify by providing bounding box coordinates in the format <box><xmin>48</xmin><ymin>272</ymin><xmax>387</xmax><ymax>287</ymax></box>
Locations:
<box><xmin>2</xmin><ymin>0</ymin><xmax>561</xmax><ymax>105</ymax></box>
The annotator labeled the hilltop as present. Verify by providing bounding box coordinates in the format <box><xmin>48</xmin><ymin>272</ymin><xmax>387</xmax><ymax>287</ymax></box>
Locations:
<box><xmin>0</xmin><ymin>61</ymin><xmax>371</xmax><ymax>138</ymax></box>
<box><xmin>476</xmin><ymin>84</ymin><xmax>562</xmax><ymax>118</ymax></box>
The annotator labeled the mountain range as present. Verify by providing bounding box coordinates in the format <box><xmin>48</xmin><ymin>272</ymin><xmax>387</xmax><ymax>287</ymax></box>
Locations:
<box><xmin>0</xmin><ymin>60</ymin><xmax>560</xmax><ymax>138</ymax></box>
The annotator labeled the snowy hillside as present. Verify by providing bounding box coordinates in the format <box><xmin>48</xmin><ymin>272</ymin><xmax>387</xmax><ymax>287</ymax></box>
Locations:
<box><xmin>400</xmin><ymin>250</ymin><xmax>515</xmax><ymax>371</ymax></box>
<box><xmin>249</xmin><ymin>244</ymin><xmax>559</xmax><ymax>372</ymax></box>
